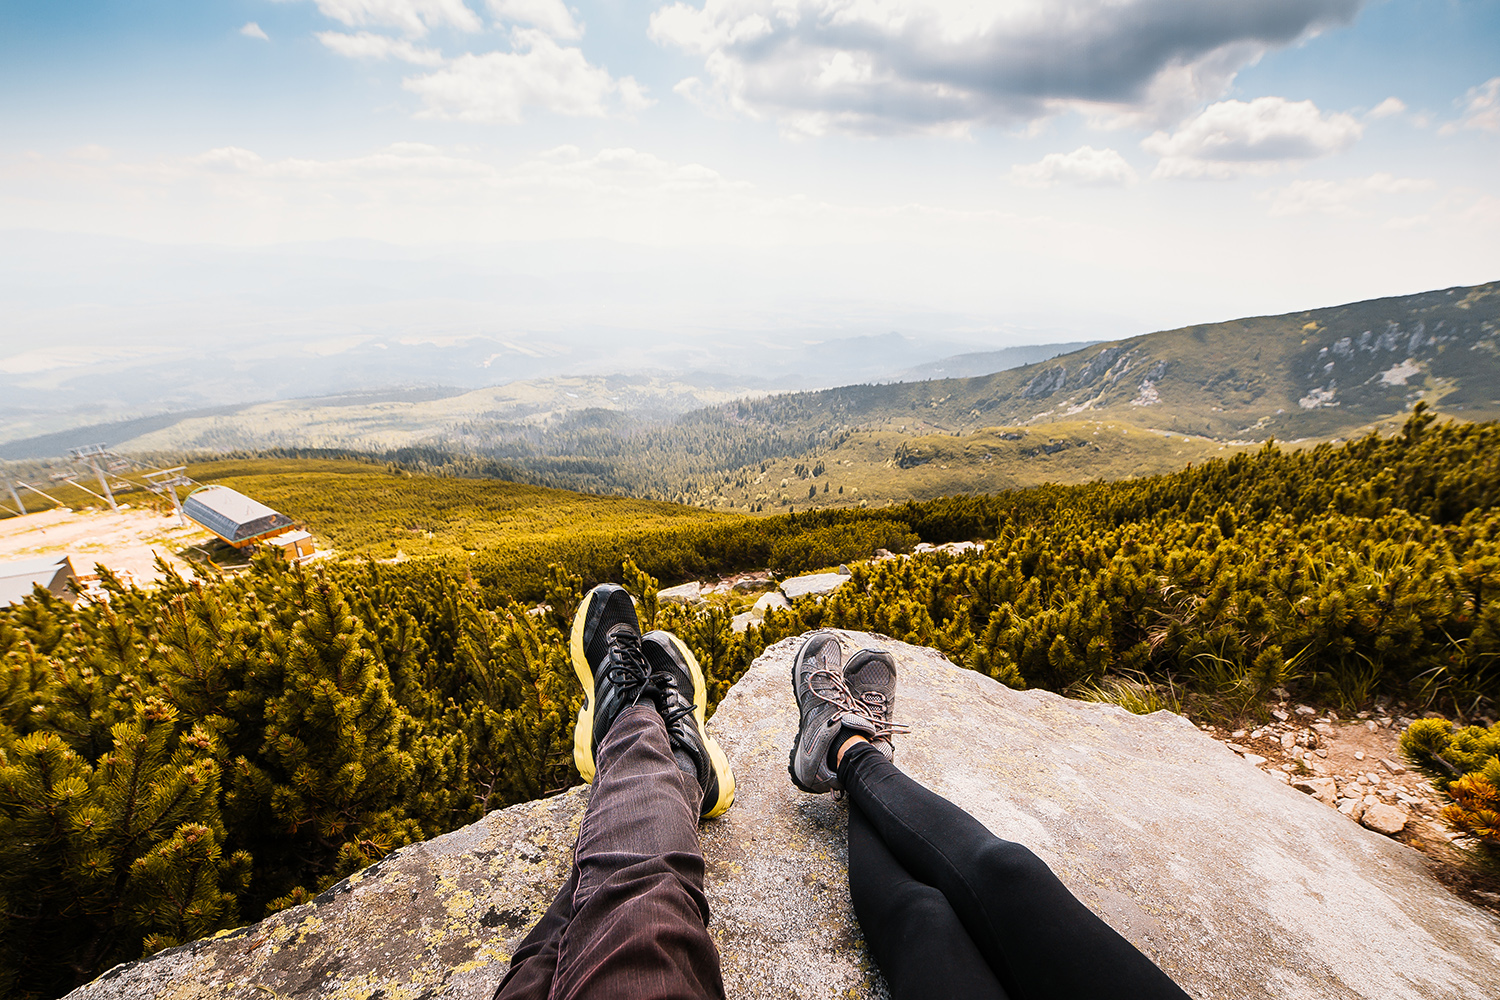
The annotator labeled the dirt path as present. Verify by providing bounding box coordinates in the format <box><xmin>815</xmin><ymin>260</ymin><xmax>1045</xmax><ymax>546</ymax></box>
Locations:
<box><xmin>0</xmin><ymin>506</ymin><xmax>211</xmax><ymax>586</ymax></box>
<box><xmin>1202</xmin><ymin>701</ymin><xmax>1500</xmax><ymax>914</ymax></box>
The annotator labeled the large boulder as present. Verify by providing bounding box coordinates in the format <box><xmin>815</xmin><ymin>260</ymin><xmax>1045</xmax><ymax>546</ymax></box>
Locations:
<box><xmin>68</xmin><ymin>632</ymin><xmax>1500</xmax><ymax>1000</ymax></box>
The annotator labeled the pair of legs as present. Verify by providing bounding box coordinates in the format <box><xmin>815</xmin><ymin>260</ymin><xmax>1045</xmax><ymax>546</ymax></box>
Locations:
<box><xmin>840</xmin><ymin>742</ymin><xmax>1189</xmax><ymax>1000</ymax></box>
<box><xmin>790</xmin><ymin>631</ymin><xmax>1189</xmax><ymax>1000</ymax></box>
<box><xmin>496</xmin><ymin>584</ymin><xmax>732</xmax><ymax>1000</ymax></box>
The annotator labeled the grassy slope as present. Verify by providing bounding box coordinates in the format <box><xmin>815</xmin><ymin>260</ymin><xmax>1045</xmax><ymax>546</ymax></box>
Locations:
<box><xmin>671</xmin><ymin>282</ymin><xmax>1500</xmax><ymax>511</ymax></box>
<box><xmin>691</xmin><ymin>421</ymin><xmax>1251</xmax><ymax>512</ymax></box>
<box><xmin>744</xmin><ymin>280</ymin><xmax>1500</xmax><ymax>445</ymax></box>
<box><xmin>190</xmin><ymin>458</ymin><xmax>741</xmax><ymax>559</ymax></box>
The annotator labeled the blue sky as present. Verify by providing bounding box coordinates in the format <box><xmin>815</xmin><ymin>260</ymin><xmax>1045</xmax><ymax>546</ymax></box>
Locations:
<box><xmin>1</xmin><ymin>0</ymin><xmax>1498</xmax><ymax>398</ymax></box>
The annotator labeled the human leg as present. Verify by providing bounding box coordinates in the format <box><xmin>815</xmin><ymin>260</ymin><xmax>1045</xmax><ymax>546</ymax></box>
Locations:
<box><xmin>839</xmin><ymin>741</ymin><xmax>1189</xmax><ymax>1000</ymax></box>
<box><xmin>496</xmin><ymin>585</ymin><xmax>730</xmax><ymax>1000</ymax></box>
<box><xmin>846</xmin><ymin>800</ymin><xmax>1008</xmax><ymax>1000</ymax></box>
<box><xmin>550</xmin><ymin>704</ymin><xmax>725</xmax><ymax>1000</ymax></box>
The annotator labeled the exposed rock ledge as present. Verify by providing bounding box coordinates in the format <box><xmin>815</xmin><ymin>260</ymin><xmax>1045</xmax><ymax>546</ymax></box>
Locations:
<box><xmin>70</xmin><ymin>632</ymin><xmax>1500</xmax><ymax>1000</ymax></box>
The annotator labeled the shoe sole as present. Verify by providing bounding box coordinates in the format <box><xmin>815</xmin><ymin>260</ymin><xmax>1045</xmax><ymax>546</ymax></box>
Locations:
<box><xmin>570</xmin><ymin>592</ymin><xmax>600</xmax><ymax>784</ymax></box>
<box><xmin>655</xmin><ymin>632</ymin><xmax>736</xmax><ymax>819</ymax></box>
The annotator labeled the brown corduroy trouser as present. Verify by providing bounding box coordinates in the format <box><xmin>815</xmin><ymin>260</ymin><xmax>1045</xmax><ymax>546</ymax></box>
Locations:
<box><xmin>494</xmin><ymin>704</ymin><xmax>724</xmax><ymax>1000</ymax></box>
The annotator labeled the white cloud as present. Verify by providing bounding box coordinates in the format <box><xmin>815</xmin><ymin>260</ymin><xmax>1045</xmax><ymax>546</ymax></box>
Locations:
<box><xmin>274</xmin><ymin>0</ymin><xmax>482</xmax><ymax>37</ymax></box>
<box><xmin>1010</xmin><ymin>147</ymin><xmax>1138</xmax><ymax>188</ymax></box>
<box><xmin>487</xmin><ymin>0</ymin><xmax>581</xmax><ymax>40</ymax></box>
<box><xmin>1367</xmin><ymin>96</ymin><xmax>1405</xmax><ymax>120</ymax></box>
<box><xmin>1145</xmin><ymin>97</ymin><xmax>1363</xmax><ymax>179</ymax></box>
<box><xmin>648</xmin><ymin>0</ymin><xmax>1364</xmax><ymax>135</ymax></box>
<box><xmin>404</xmin><ymin>29</ymin><xmax>650</xmax><ymax>122</ymax></box>
<box><xmin>1266</xmin><ymin>173</ymin><xmax>1435</xmax><ymax>217</ymax></box>
<box><xmin>1440</xmin><ymin>77</ymin><xmax>1500</xmax><ymax>134</ymax></box>
<box><xmin>240</xmin><ymin>22</ymin><xmax>271</xmax><ymax>41</ymax></box>
<box><xmin>317</xmin><ymin>30</ymin><xmax>446</xmax><ymax>65</ymax></box>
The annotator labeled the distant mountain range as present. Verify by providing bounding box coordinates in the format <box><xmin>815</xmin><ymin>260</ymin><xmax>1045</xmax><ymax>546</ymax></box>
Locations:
<box><xmin>0</xmin><ymin>339</ymin><xmax>1087</xmax><ymax>460</ymax></box>
<box><xmin>890</xmin><ymin>342</ymin><xmax>1099</xmax><ymax>382</ymax></box>
<box><xmin>5</xmin><ymin>282</ymin><xmax>1497</xmax><ymax>513</ymax></box>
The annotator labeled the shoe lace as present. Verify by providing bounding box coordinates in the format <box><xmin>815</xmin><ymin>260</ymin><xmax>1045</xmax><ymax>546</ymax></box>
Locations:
<box><xmin>605</xmin><ymin>630</ymin><xmax>652</xmax><ymax>696</ymax></box>
<box><xmin>651</xmin><ymin>671</ymin><xmax>696</xmax><ymax>728</ymax></box>
<box><xmin>808</xmin><ymin>667</ymin><xmax>910</xmax><ymax>740</ymax></box>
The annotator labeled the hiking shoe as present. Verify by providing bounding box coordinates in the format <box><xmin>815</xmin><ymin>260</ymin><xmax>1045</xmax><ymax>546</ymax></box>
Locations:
<box><xmin>642</xmin><ymin>630</ymin><xmax>736</xmax><ymax>819</ymax></box>
<box><xmin>843</xmin><ymin>647</ymin><xmax>907</xmax><ymax>759</ymax></box>
<box><xmin>571</xmin><ymin>584</ymin><xmax>653</xmax><ymax>783</ymax></box>
<box><xmin>788</xmin><ymin>631</ymin><xmax>880</xmax><ymax>793</ymax></box>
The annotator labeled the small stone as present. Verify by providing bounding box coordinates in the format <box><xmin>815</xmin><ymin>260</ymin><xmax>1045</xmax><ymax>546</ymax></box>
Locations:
<box><xmin>1242</xmin><ymin>754</ymin><xmax>1267</xmax><ymax>766</ymax></box>
<box><xmin>1357</xmin><ymin>711</ymin><xmax>1370</xmax><ymax>719</ymax></box>
<box><xmin>1226</xmin><ymin>743</ymin><xmax>1248</xmax><ymax>754</ymax></box>
<box><xmin>1328</xmin><ymin>711</ymin><xmax>1339</xmax><ymax>722</ymax></box>
<box><xmin>1271</xmin><ymin>709</ymin><xmax>1289</xmax><ymax>722</ymax></box>
<box><xmin>1354</xmin><ymin>751</ymin><xmax>1365</xmax><ymax>761</ymax></box>
<box><xmin>1231</xmin><ymin>730</ymin><xmax>1247</xmax><ymax>739</ymax></box>
<box><xmin>1315</xmin><ymin>749</ymin><xmax>1328</xmax><ymax>758</ymax></box>
<box><xmin>1295</xmin><ymin>704</ymin><xmax>1316</xmax><ymax>716</ymax></box>
<box><xmin>1366</xmin><ymin>772</ymin><xmax>1382</xmax><ymax>785</ymax></box>
<box><xmin>1337</xmin><ymin>798</ymin><xmax>1366</xmax><ymax>822</ymax></box>
<box><xmin>1363</xmin><ymin>794</ymin><xmax>1380</xmax><ymax>807</ymax></box>
<box><xmin>1365</xmin><ymin>720</ymin><xmax>1378</xmax><ymax>732</ymax></box>
<box><xmin>1280</xmin><ymin>732</ymin><xmax>1297</xmax><ymax>749</ymax></box>
<box><xmin>1291</xmin><ymin>777</ymin><xmax>1338</xmax><ymax>806</ymax></box>
<box><xmin>1379</xmin><ymin>757</ymin><xmax>1406</xmax><ymax>775</ymax></box>
<box><xmin>1250</xmin><ymin>729</ymin><xmax>1265</xmax><ymax>740</ymax></box>
<box><xmin>1361</xmin><ymin>803</ymin><xmax>1409</xmax><ymax>836</ymax></box>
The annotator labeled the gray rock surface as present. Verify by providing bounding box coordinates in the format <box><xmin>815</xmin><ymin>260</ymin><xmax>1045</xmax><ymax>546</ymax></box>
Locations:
<box><xmin>69</xmin><ymin>632</ymin><xmax>1500</xmax><ymax>1000</ymax></box>
<box><xmin>658</xmin><ymin>580</ymin><xmax>705</xmax><ymax>605</ymax></box>
<box><xmin>779</xmin><ymin>572</ymin><xmax>849</xmax><ymax>599</ymax></box>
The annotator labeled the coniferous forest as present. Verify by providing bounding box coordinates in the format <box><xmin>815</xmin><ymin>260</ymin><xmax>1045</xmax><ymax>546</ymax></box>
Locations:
<box><xmin>4</xmin><ymin>405</ymin><xmax>1500</xmax><ymax>998</ymax></box>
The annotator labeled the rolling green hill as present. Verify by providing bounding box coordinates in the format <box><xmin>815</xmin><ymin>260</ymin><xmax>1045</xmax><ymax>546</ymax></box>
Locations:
<box><xmin>191</xmin><ymin>458</ymin><xmax>742</xmax><ymax>560</ymax></box>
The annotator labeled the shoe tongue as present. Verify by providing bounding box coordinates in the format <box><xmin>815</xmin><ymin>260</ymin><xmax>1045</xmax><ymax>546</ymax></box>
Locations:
<box><xmin>836</xmin><ymin>712</ymin><xmax>878</xmax><ymax>737</ymax></box>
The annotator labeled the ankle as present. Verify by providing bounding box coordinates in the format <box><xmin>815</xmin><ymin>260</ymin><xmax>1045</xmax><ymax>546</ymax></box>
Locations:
<box><xmin>825</xmin><ymin>730</ymin><xmax>869</xmax><ymax>771</ymax></box>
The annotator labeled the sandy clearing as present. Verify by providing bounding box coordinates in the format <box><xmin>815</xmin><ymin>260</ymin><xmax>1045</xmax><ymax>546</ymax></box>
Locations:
<box><xmin>0</xmin><ymin>506</ymin><xmax>212</xmax><ymax>585</ymax></box>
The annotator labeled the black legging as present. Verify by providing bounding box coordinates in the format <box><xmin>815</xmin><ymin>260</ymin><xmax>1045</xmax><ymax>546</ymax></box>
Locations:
<box><xmin>839</xmin><ymin>741</ymin><xmax>1191</xmax><ymax>1000</ymax></box>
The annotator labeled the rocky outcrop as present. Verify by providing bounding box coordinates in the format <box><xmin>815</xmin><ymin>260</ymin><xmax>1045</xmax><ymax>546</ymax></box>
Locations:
<box><xmin>69</xmin><ymin>633</ymin><xmax>1500</xmax><ymax>1000</ymax></box>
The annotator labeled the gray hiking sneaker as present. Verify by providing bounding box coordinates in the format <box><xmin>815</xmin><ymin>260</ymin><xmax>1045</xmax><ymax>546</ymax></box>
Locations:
<box><xmin>789</xmin><ymin>631</ymin><xmax>880</xmax><ymax>793</ymax></box>
<box><xmin>843</xmin><ymin>647</ymin><xmax>907</xmax><ymax>759</ymax></box>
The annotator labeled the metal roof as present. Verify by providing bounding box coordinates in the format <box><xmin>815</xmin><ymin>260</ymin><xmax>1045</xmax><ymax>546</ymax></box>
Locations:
<box><xmin>0</xmin><ymin>555</ymin><xmax>76</xmax><ymax>606</ymax></box>
<box><xmin>182</xmin><ymin>485</ymin><xmax>295</xmax><ymax>543</ymax></box>
<box><xmin>270</xmin><ymin>530</ymin><xmax>313</xmax><ymax>544</ymax></box>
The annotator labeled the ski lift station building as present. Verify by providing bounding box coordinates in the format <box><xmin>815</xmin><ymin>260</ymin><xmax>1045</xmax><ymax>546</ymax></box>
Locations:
<box><xmin>182</xmin><ymin>485</ymin><xmax>301</xmax><ymax>550</ymax></box>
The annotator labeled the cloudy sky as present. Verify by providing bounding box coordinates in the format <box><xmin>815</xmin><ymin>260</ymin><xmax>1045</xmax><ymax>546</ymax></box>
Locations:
<box><xmin>2</xmin><ymin>0</ymin><xmax>1498</xmax><ymax>399</ymax></box>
